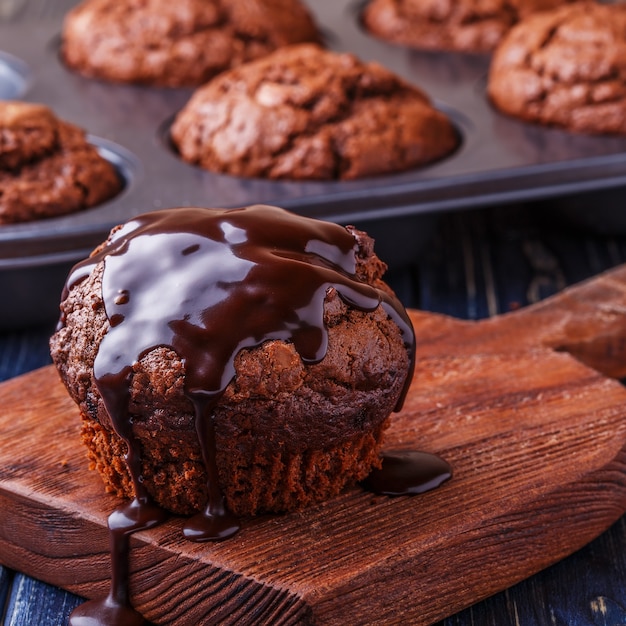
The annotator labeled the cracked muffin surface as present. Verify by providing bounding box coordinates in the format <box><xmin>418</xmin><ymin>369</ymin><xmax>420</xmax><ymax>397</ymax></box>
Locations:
<box><xmin>488</xmin><ymin>2</ymin><xmax>626</xmax><ymax>134</ymax></box>
<box><xmin>0</xmin><ymin>101</ymin><xmax>121</xmax><ymax>224</ymax></box>
<box><xmin>362</xmin><ymin>0</ymin><xmax>575</xmax><ymax>53</ymax></box>
<box><xmin>61</xmin><ymin>0</ymin><xmax>321</xmax><ymax>87</ymax></box>
<box><xmin>50</xmin><ymin>205</ymin><xmax>415</xmax><ymax>516</ymax></box>
<box><xmin>170</xmin><ymin>43</ymin><xmax>458</xmax><ymax>180</ymax></box>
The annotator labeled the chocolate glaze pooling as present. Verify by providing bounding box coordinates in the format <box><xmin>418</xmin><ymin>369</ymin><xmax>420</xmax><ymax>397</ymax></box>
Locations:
<box><xmin>62</xmin><ymin>204</ymin><xmax>421</xmax><ymax>625</ymax></box>
<box><xmin>364</xmin><ymin>450</ymin><xmax>452</xmax><ymax>496</ymax></box>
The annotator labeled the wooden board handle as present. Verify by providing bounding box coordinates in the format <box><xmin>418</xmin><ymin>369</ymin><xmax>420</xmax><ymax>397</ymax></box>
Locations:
<box><xmin>409</xmin><ymin>263</ymin><xmax>626</xmax><ymax>379</ymax></box>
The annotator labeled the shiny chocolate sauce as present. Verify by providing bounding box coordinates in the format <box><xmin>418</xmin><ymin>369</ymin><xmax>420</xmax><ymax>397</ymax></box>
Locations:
<box><xmin>364</xmin><ymin>450</ymin><xmax>452</xmax><ymax>496</ymax></box>
<box><xmin>59</xmin><ymin>205</ymin><xmax>445</xmax><ymax>625</ymax></box>
<box><xmin>69</xmin><ymin>499</ymin><xmax>166</xmax><ymax>626</ymax></box>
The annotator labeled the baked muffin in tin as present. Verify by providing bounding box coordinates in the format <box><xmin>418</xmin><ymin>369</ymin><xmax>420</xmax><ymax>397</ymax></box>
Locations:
<box><xmin>362</xmin><ymin>0</ymin><xmax>576</xmax><ymax>53</ymax></box>
<box><xmin>0</xmin><ymin>101</ymin><xmax>121</xmax><ymax>224</ymax></box>
<box><xmin>171</xmin><ymin>43</ymin><xmax>458</xmax><ymax>180</ymax></box>
<box><xmin>61</xmin><ymin>0</ymin><xmax>321</xmax><ymax>87</ymax></box>
<box><xmin>488</xmin><ymin>2</ymin><xmax>626</xmax><ymax>134</ymax></box>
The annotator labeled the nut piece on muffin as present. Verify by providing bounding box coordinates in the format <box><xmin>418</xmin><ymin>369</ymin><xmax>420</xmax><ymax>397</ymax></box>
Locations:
<box><xmin>61</xmin><ymin>0</ymin><xmax>321</xmax><ymax>87</ymax></box>
<box><xmin>50</xmin><ymin>205</ymin><xmax>415</xmax><ymax>521</ymax></box>
<box><xmin>170</xmin><ymin>43</ymin><xmax>458</xmax><ymax>180</ymax></box>
<box><xmin>0</xmin><ymin>101</ymin><xmax>121</xmax><ymax>225</ymax></box>
<box><xmin>487</xmin><ymin>2</ymin><xmax>626</xmax><ymax>134</ymax></box>
<box><xmin>362</xmin><ymin>0</ymin><xmax>576</xmax><ymax>53</ymax></box>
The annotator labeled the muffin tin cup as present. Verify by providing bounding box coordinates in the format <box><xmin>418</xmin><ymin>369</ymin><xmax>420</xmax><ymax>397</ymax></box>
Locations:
<box><xmin>0</xmin><ymin>50</ymin><xmax>31</xmax><ymax>99</ymax></box>
<box><xmin>2</xmin><ymin>0</ymin><xmax>626</xmax><ymax>328</ymax></box>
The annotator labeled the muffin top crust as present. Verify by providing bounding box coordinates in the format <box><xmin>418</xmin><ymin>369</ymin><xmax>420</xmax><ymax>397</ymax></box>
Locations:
<box><xmin>171</xmin><ymin>43</ymin><xmax>458</xmax><ymax>180</ymax></box>
<box><xmin>488</xmin><ymin>2</ymin><xmax>626</xmax><ymax>134</ymax></box>
<box><xmin>0</xmin><ymin>101</ymin><xmax>121</xmax><ymax>224</ymax></box>
<box><xmin>362</xmin><ymin>0</ymin><xmax>577</xmax><ymax>53</ymax></box>
<box><xmin>61</xmin><ymin>0</ymin><xmax>321</xmax><ymax>86</ymax></box>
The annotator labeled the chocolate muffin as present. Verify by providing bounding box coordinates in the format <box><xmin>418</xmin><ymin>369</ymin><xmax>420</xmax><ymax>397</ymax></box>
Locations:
<box><xmin>362</xmin><ymin>0</ymin><xmax>575</xmax><ymax>53</ymax></box>
<box><xmin>50</xmin><ymin>205</ymin><xmax>415</xmax><ymax>520</ymax></box>
<box><xmin>61</xmin><ymin>0</ymin><xmax>321</xmax><ymax>87</ymax></box>
<box><xmin>170</xmin><ymin>44</ymin><xmax>458</xmax><ymax>180</ymax></box>
<box><xmin>488</xmin><ymin>2</ymin><xmax>626</xmax><ymax>134</ymax></box>
<box><xmin>0</xmin><ymin>101</ymin><xmax>121</xmax><ymax>225</ymax></box>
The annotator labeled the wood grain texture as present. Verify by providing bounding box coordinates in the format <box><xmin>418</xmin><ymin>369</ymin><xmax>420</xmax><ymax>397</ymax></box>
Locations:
<box><xmin>3</xmin><ymin>265</ymin><xmax>626</xmax><ymax>625</ymax></box>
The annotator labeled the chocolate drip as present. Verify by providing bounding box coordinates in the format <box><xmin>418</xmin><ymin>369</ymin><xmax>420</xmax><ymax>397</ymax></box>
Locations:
<box><xmin>363</xmin><ymin>450</ymin><xmax>452</xmax><ymax>496</ymax></box>
<box><xmin>183</xmin><ymin>396</ymin><xmax>240</xmax><ymax>541</ymax></box>
<box><xmin>69</xmin><ymin>498</ymin><xmax>167</xmax><ymax>626</ymax></box>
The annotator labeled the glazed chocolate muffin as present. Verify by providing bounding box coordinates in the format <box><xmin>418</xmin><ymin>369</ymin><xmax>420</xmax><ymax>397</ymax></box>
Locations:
<box><xmin>61</xmin><ymin>0</ymin><xmax>321</xmax><ymax>87</ymax></box>
<box><xmin>170</xmin><ymin>44</ymin><xmax>458</xmax><ymax>180</ymax></box>
<box><xmin>488</xmin><ymin>2</ymin><xmax>626</xmax><ymax>134</ymax></box>
<box><xmin>362</xmin><ymin>0</ymin><xmax>576</xmax><ymax>53</ymax></box>
<box><xmin>0</xmin><ymin>101</ymin><xmax>121</xmax><ymax>224</ymax></box>
<box><xmin>50</xmin><ymin>205</ymin><xmax>415</xmax><ymax>519</ymax></box>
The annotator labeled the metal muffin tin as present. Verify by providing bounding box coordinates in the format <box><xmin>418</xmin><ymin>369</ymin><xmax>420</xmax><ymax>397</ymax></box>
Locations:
<box><xmin>2</xmin><ymin>0</ymin><xmax>626</xmax><ymax>328</ymax></box>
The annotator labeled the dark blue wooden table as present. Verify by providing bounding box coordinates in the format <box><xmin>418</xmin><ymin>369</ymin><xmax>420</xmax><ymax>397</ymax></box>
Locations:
<box><xmin>1</xmin><ymin>203</ymin><xmax>626</xmax><ymax>625</ymax></box>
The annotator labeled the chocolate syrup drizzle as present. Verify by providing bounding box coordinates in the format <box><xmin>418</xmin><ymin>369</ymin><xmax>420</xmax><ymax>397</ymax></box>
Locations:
<box><xmin>364</xmin><ymin>450</ymin><xmax>452</xmax><ymax>496</ymax></box>
<box><xmin>60</xmin><ymin>205</ymin><xmax>450</xmax><ymax>625</ymax></box>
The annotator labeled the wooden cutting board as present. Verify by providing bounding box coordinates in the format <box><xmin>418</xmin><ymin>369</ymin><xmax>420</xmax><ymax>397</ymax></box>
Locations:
<box><xmin>3</xmin><ymin>266</ymin><xmax>626</xmax><ymax>625</ymax></box>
